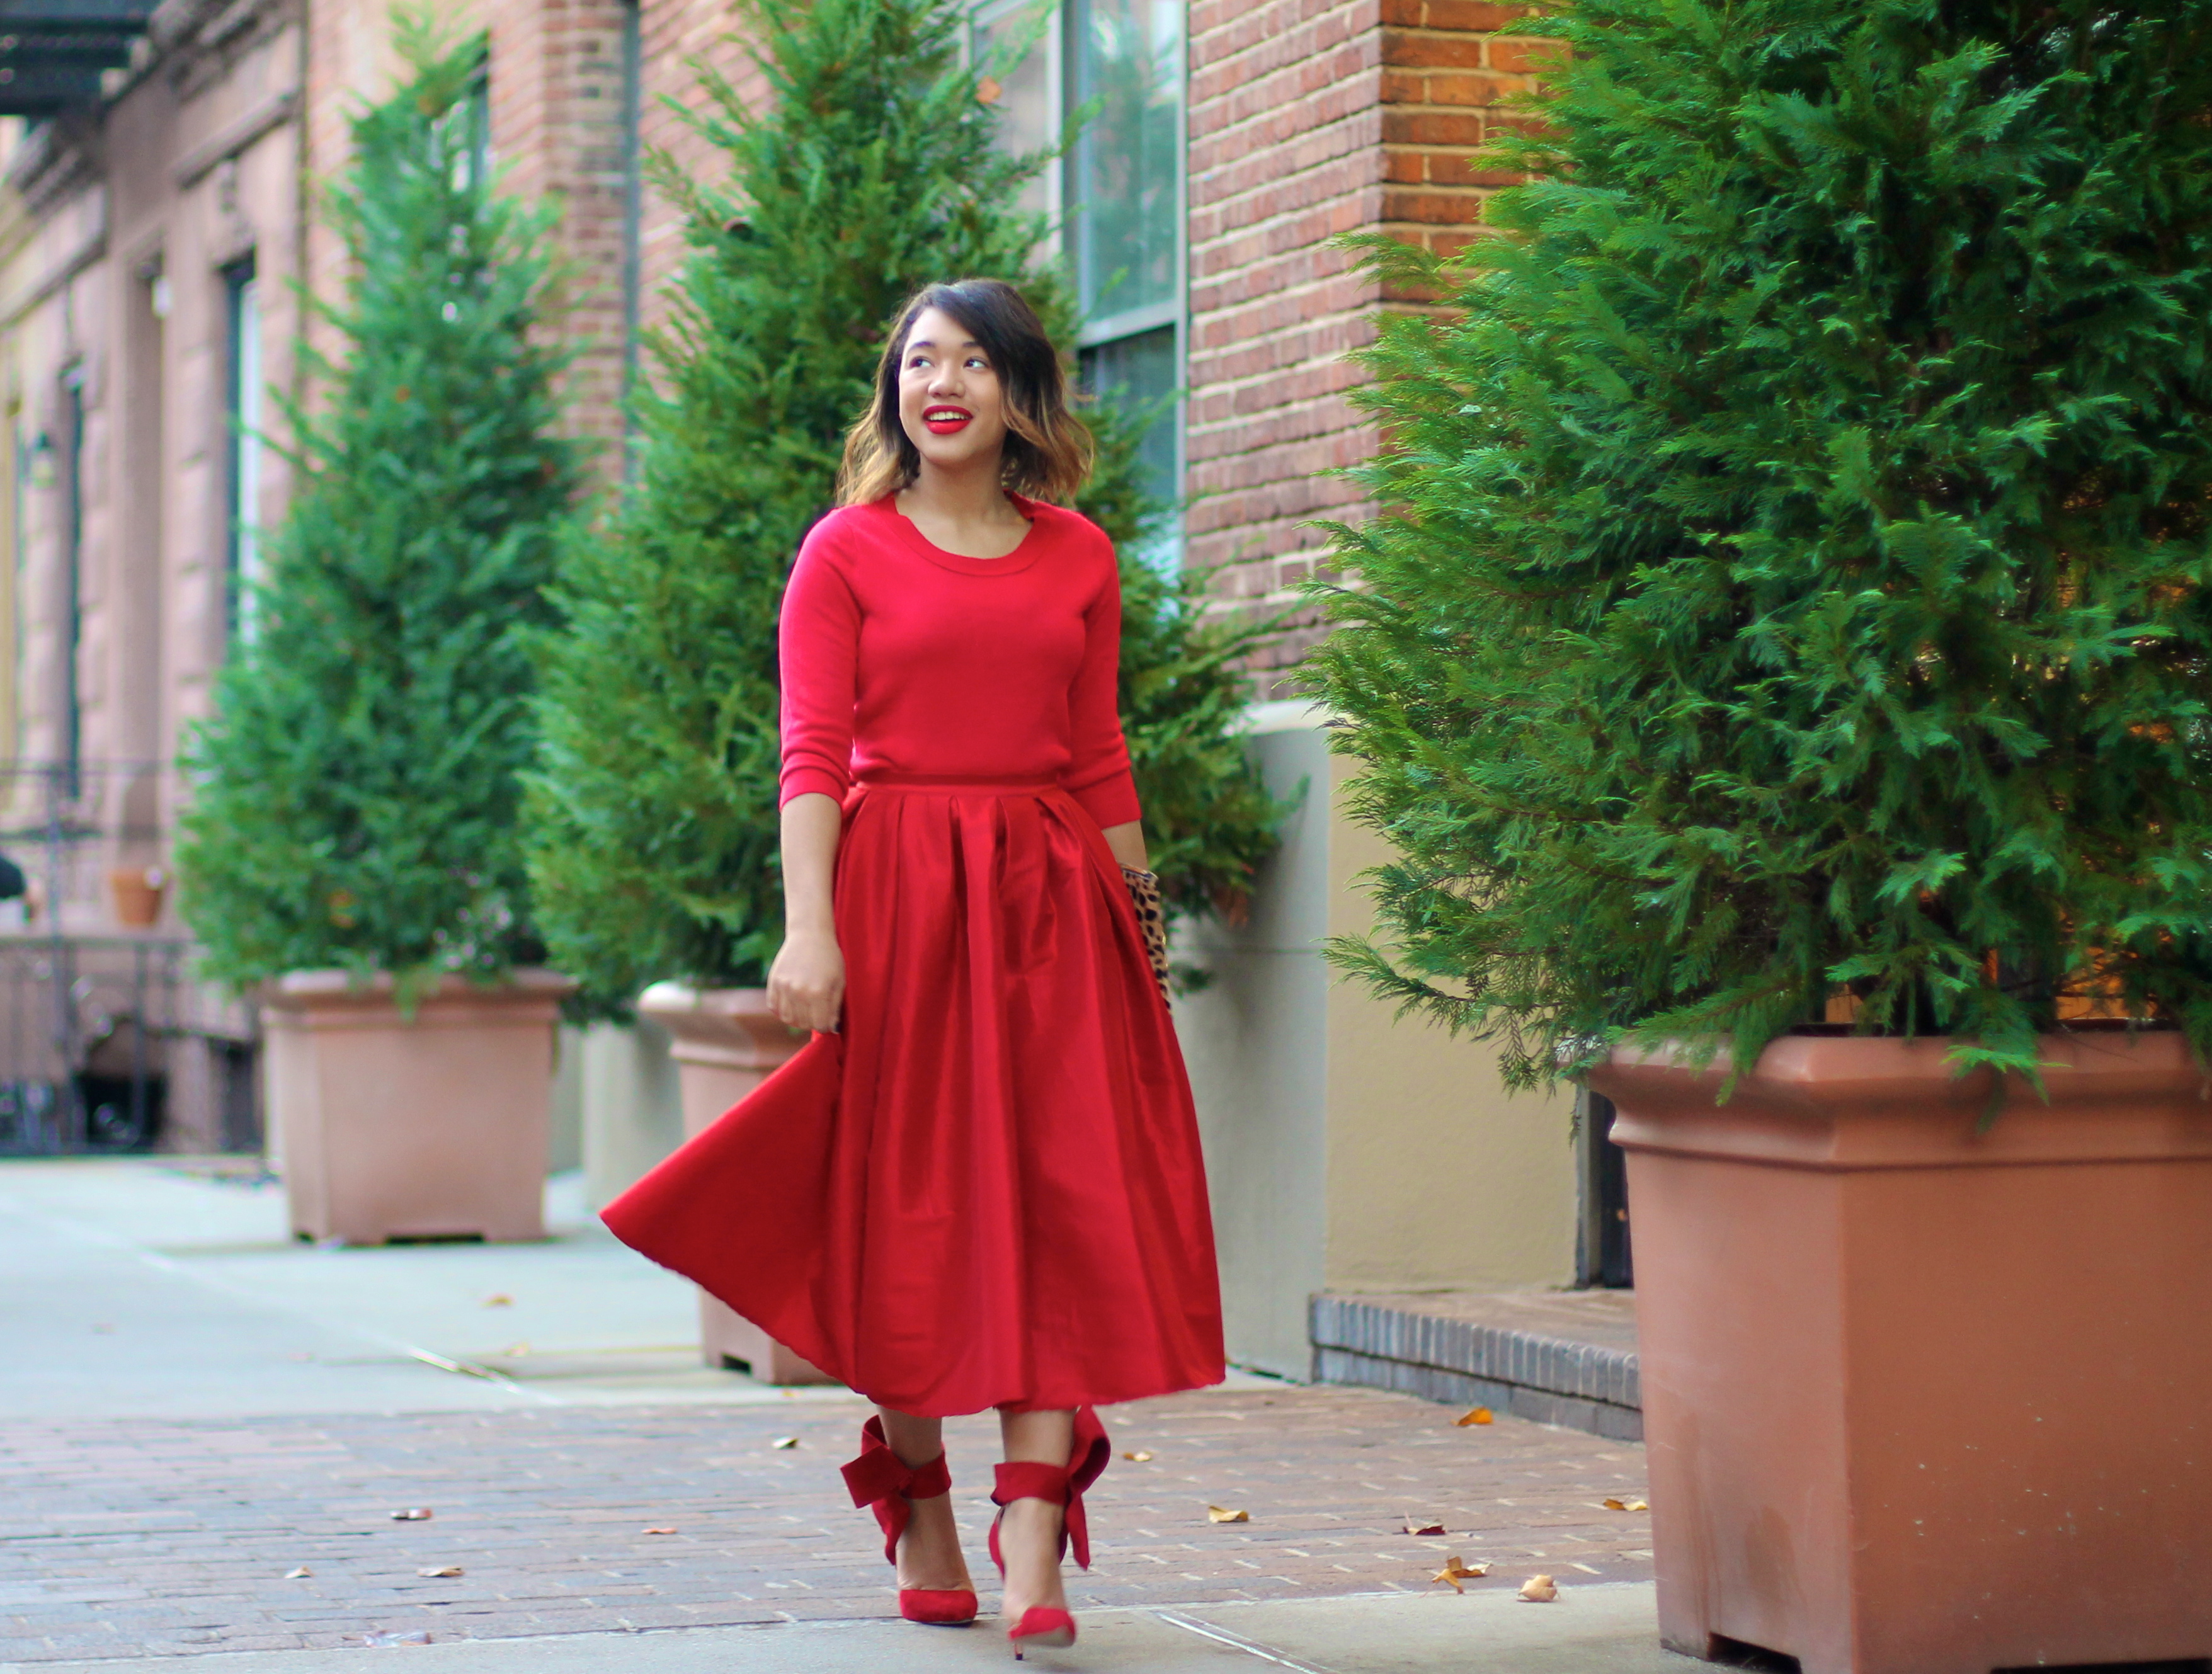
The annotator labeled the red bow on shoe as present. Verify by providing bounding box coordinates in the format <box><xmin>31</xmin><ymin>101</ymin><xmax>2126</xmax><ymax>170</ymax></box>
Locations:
<box><xmin>989</xmin><ymin>1406</ymin><xmax>1112</xmax><ymax>1569</ymax></box>
<box><xmin>841</xmin><ymin>1416</ymin><xmax>952</xmax><ymax>1564</ymax></box>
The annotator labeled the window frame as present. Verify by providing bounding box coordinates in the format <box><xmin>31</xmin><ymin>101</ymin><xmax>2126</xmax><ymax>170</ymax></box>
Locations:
<box><xmin>222</xmin><ymin>257</ymin><xmax>263</xmax><ymax>644</ymax></box>
<box><xmin>972</xmin><ymin>0</ymin><xmax>1187</xmax><ymax>565</ymax></box>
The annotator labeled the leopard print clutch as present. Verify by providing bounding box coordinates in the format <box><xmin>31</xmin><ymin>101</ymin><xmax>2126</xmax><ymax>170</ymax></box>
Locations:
<box><xmin>1122</xmin><ymin>867</ymin><xmax>1172</xmax><ymax>1003</ymax></box>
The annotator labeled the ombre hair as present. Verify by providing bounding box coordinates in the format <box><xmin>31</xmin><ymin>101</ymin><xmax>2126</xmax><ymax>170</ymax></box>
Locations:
<box><xmin>836</xmin><ymin>280</ymin><xmax>1093</xmax><ymax>506</ymax></box>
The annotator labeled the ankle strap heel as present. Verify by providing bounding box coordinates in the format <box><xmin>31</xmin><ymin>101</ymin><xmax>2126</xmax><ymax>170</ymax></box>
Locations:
<box><xmin>843</xmin><ymin>1416</ymin><xmax>952</xmax><ymax>1562</ymax></box>
<box><xmin>987</xmin><ymin>1406</ymin><xmax>1113</xmax><ymax>1574</ymax></box>
<box><xmin>842</xmin><ymin>1418</ymin><xmax>976</xmax><ymax>1627</ymax></box>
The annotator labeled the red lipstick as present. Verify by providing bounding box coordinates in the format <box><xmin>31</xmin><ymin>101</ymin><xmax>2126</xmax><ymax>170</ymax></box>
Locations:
<box><xmin>923</xmin><ymin>405</ymin><xmax>972</xmax><ymax>435</ymax></box>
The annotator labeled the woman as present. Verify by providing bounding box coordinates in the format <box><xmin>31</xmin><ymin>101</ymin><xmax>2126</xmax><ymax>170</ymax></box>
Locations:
<box><xmin>603</xmin><ymin>278</ymin><xmax>1225</xmax><ymax>1658</ymax></box>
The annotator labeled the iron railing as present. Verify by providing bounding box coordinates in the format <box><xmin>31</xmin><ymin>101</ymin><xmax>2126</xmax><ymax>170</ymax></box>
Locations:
<box><xmin>0</xmin><ymin>758</ymin><xmax>257</xmax><ymax>1156</ymax></box>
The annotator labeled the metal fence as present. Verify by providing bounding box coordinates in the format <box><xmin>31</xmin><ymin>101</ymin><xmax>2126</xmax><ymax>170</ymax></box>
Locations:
<box><xmin>0</xmin><ymin>759</ymin><xmax>258</xmax><ymax>1158</ymax></box>
<box><xmin>0</xmin><ymin>933</ymin><xmax>193</xmax><ymax>1155</ymax></box>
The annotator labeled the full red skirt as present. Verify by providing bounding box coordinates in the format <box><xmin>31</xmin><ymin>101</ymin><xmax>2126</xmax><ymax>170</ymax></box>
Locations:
<box><xmin>601</xmin><ymin>778</ymin><xmax>1227</xmax><ymax>1416</ymax></box>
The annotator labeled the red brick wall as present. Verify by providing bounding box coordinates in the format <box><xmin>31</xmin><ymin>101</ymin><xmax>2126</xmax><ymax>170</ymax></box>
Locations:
<box><xmin>635</xmin><ymin>6</ymin><xmax>765</xmax><ymax>339</ymax></box>
<box><xmin>487</xmin><ymin>0</ymin><xmax>633</xmax><ymax>477</ymax></box>
<box><xmin>1186</xmin><ymin>0</ymin><xmax>1553</xmax><ymax>688</ymax></box>
<box><xmin>302</xmin><ymin>0</ymin><xmax>676</xmax><ymax>480</ymax></box>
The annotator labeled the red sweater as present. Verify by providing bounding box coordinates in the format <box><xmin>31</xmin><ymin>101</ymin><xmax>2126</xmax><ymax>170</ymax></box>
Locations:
<box><xmin>777</xmin><ymin>494</ymin><xmax>1142</xmax><ymax>829</ymax></box>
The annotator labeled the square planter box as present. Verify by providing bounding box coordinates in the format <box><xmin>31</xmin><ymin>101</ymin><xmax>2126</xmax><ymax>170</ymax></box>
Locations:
<box><xmin>637</xmin><ymin>982</ymin><xmax>830</xmax><ymax>1385</ymax></box>
<box><xmin>1590</xmin><ymin>1030</ymin><xmax>2212</xmax><ymax>1674</ymax></box>
<box><xmin>263</xmin><ymin>970</ymin><xmax>572</xmax><ymax>1245</ymax></box>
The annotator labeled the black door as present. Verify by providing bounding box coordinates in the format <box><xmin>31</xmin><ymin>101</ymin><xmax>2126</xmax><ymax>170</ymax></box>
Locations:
<box><xmin>1580</xmin><ymin>1089</ymin><xmax>1633</xmax><ymax>1287</ymax></box>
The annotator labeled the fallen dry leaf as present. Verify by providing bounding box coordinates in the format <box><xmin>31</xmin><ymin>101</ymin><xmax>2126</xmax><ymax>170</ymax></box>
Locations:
<box><xmin>642</xmin><ymin>1527</ymin><xmax>678</xmax><ymax>1536</ymax></box>
<box><xmin>503</xmin><ymin>1342</ymin><xmax>531</xmax><ymax>1357</ymax></box>
<box><xmin>771</xmin><ymin>1436</ymin><xmax>799</xmax><ymax>1450</ymax></box>
<box><xmin>1602</xmin><ymin>1498</ymin><xmax>1650</xmax><ymax>1512</ymax></box>
<box><xmin>1206</xmin><ymin>1505</ymin><xmax>1250</xmax><ymax>1524</ymax></box>
<box><xmin>1432</xmin><ymin>1555</ymin><xmax>1490</xmax><ymax>1592</ymax></box>
<box><xmin>1404</xmin><ymin>1522</ymin><xmax>1449</xmax><ymax>1537</ymax></box>
<box><xmin>284</xmin><ymin>1566</ymin><xmax>312</xmax><ymax>1580</ymax></box>
<box><xmin>1122</xmin><ymin>1450</ymin><xmax>1154</xmax><ymax>1462</ymax></box>
<box><xmin>389</xmin><ymin>1508</ymin><xmax>433</xmax><ymax>1522</ymax></box>
<box><xmin>363</xmin><ymin>1629</ymin><xmax>431</xmax><ymax>1647</ymax></box>
<box><xmin>1519</xmin><ymin>1573</ymin><xmax>1559</xmax><ymax>1603</ymax></box>
<box><xmin>416</xmin><ymin>1566</ymin><xmax>463</xmax><ymax>1579</ymax></box>
<box><xmin>481</xmin><ymin>1294</ymin><xmax>513</xmax><ymax>1308</ymax></box>
<box><xmin>1455</xmin><ymin>1407</ymin><xmax>1494</xmax><ymax>1426</ymax></box>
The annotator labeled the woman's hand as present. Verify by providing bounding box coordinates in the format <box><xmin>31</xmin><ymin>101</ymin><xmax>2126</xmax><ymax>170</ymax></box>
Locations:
<box><xmin>768</xmin><ymin>927</ymin><xmax>846</xmax><ymax>1033</ymax></box>
<box><xmin>771</xmin><ymin>792</ymin><xmax>846</xmax><ymax>1032</ymax></box>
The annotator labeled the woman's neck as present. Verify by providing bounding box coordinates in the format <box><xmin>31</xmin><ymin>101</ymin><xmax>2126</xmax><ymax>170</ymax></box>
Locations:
<box><xmin>901</xmin><ymin>457</ymin><xmax>1015</xmax><ymax>525</ymax></box>
<box><xmin>895</xmin><ymin>457</ymin><xmax>1032</xmax><ymax>559</ymax></box>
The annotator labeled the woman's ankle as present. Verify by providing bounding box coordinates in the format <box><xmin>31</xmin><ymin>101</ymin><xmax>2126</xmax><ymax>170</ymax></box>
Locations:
<box><xmin>897</xmin><ymin>1491</ymin><xmax>972</xmax><ymax>1591</ymax></box>
<box><xmin>996</xmin><ymin>1498</ymin><xmax>1068</xmax><ymax>1610</ymax></box>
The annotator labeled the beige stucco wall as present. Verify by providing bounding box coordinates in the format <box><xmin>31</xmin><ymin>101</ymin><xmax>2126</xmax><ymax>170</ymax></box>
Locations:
<box><xmin>1176</xmin><ymin>708</ymin><xmax>1578</xmax><ymax>1379</ymax></box>
<box><xmin>1321</xmin><ymin>749</ymin><xmax>1576</xmax><ymax>1292</ymax></box>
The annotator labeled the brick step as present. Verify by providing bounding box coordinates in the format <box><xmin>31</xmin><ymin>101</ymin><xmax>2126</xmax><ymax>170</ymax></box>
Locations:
<box><xmin>1310</xmin><ymin>1289</ymin><xmax>1642</xmax><ymax>1442</ymax></box>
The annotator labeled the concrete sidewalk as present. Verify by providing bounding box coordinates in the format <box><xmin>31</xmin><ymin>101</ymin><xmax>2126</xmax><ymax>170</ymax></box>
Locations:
<box><xmin>0</xmin><ymin>1588</ymin><xmax>1687</xmax><ymax>1674</ymax></box>
<box><xmin>0</xmin><ymin>1160</ymin><xmax>1683</xmax><ymax>1672</ymax></box>
<box><xmin>0</xmin><ymin>1158</ymin><xmax>853</xmax><ymax>1415</ymax></box>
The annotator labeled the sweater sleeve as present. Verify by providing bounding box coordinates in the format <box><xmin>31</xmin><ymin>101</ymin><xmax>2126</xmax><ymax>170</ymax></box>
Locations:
<box><xmin>777</xmin><ymin>528</ymin><xmax>860</xmax><ymax>807</ymax></box>
<box><xmin>1062</xmin><ymin>537</ymin><xmax>1143</xmax><ymax>829</ymax></box>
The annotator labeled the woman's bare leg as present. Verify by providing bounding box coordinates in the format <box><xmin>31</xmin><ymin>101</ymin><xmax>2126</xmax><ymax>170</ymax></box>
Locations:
<box><xmin>996</xmin><ymin>1407</ymin><xmax>1075</xmax><ymax>1618</ymax></box>
<box><xmin>877</xmin><ymin>1408</ymin><xmax>973</xmax><ymax>1594</ymax></box>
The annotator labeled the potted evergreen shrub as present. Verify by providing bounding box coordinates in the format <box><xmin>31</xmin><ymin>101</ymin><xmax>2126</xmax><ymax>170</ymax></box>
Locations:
<box><xmin>1313</xmin><ymin>1</ymin><xmax>2212</xmax><ymax>1669</ymax></box>
<box><xmin>178</xmin><ymin>19</ymin><xmax>581</xmax><ymax>1246</ymax></box>
<box><xmin>525</xmin><ymin>0</ymin><xmax>1277</xmax><ymax>1377</ymax></box>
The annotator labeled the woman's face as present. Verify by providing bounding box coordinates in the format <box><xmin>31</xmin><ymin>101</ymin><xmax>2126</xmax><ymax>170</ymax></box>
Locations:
<box><xmin>896</xmin><ymin>306</ymin><xmax>1010</xmax><ymax>476</ymax></box>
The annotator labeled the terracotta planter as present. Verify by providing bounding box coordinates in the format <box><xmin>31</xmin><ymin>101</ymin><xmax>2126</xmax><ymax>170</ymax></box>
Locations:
<box><xmin>636</xmin><ymin>981</ymin><xmax>830</xmax><ymax>1384</ymax></box>
<box><xmin>1590</xmin><ymin>1032</ymin><xmax>2212</xmax><ymax>1674</ymax></box>
<box><xmin>109</xmin><ymin>865</ymin><xmax>166</xmax><ymax>927</ymax></box>
<box><xmin>262</xmin><ymin>970</ymin><xmax>573</xmax><ymax>1244</ymax></box>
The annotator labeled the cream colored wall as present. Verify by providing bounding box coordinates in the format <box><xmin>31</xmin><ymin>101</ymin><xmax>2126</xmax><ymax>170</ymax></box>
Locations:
<box><xmin>1175</xmin><ymin>710</ymin><xmax>1579</xmax><ymax>1377</ymax></box>
<box><xmin>1176</xmin><ymin>719</ymin><xmax>1333</xmax><ymax>1379</ymax></box>
<box><xmin>1320</xmin><ymin>746</ymin><xmax>1576</xmax><ymax>1292</ymax></box>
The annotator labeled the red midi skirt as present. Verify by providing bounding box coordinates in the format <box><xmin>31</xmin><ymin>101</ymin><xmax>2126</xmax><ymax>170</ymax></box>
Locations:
<box><xmin>601</xmin><ymin>777</ymin><xmax>1227</xmax><ymax>1416</ymax></box>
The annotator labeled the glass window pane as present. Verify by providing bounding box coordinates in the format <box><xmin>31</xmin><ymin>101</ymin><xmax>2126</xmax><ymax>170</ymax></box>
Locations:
<box><xmin>1081</xmin><ymin>324</ymin><xmax>1179</xmax><ymax>562</ymax></box>
<box><xmin>974</xmin><ymin>4</ymin><xmax>1056</xmax><ymax>226</ymax></box>
<box><xmin>1070</xmin><ymin>0</ymin><xmax>1180</xmax><ymax>321</ymax></box>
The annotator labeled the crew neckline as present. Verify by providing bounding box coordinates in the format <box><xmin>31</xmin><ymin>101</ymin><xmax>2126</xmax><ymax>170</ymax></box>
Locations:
<box><xmin>877</xmin><ymin>493</ymin><xmax>1046</xmax><ymax>577</ymax></box>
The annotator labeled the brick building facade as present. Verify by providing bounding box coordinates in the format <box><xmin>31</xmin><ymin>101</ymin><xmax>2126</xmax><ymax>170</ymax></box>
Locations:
<box><xmin>1187</xmin><ymin>0</ymin><xmax>1547</xmax><ymax>676</ymax></box>
<box><xmin>0</xmin><ymin>0</ymin><xmax>1593</xmax><ymax>1347</ymax></box>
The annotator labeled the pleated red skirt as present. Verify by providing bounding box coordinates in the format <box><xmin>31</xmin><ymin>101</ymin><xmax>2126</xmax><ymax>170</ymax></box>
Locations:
<box><xmin>601</xmin><ymin>777</ymin><xmax>1227</xmax><ymax>1416</ymax></box>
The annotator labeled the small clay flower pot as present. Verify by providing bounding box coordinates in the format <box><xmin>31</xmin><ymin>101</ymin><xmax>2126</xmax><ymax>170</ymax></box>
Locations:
<box><xmin>636</xmin><ymin>982</ymin><xmax>829</xmax><ymax>1384</ymax></box>
<box><xmin>109</xmin><ymin>865</ymin><xmax>167</xmax><ymax>928</ymax></box>
<box><xmin>1591</xmin><ymin>1030</ymin><xmax>2212</xmax><ymax>1674</ymax></box>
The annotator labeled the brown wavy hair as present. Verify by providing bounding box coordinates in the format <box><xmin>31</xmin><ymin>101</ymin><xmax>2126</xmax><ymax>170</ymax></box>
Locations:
<box><xmin>836</xmin><ymin>280</ymin><xmax>1093</xmax><ymax>506</ymax></box>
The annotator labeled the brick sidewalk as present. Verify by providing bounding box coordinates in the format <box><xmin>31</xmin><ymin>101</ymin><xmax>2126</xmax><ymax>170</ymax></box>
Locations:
<box><xmin>0</xmin><ymin>1386</ymin><xmax>1652</xmax><ymax>1661</ymax></box>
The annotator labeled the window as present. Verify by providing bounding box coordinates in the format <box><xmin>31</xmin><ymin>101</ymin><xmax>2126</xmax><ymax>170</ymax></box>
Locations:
<box><xmin>448</xmin><ymin>63</ymin><xmax>491</xmax><ymax>193</ymax></box>
<box><xmin>973</xmin><ymin>0</ymin><xmax>1062</xmax><ymax>229</ymax></box>
<box><xmin>1068</xmin><ymin>0</ymin><xmax>1181</xmax><ymax>330</ymax></box>
<box><xmin>619</xmin><ymin>0</ymin><xmax>644</xmax><ymax>436</ymax></box>
<box><xmin>58</xmin><ymin>363</ymin><xmax>83</xmax><ymax>796</ymax></box>
<box><xmin>224</xmin><ymin>260</ymin><xmax>263</xmax><ymax>641</ymax></box>
<box><xmin>975</xmin><ymin>0</ymin><xmax>1185</xmax><ymax>566</ymax></box>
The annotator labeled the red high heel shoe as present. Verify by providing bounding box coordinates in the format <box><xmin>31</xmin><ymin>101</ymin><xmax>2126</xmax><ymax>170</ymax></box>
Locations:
<box><xmin>841</xmin><ymin>1418</ymin><xmax>978</xmax><ymax>1627</ymax></box>
<box><xmin>989</xmin><ymin>1408</ymin><xmax>1111</xmax><ymax>1658</ymax></box>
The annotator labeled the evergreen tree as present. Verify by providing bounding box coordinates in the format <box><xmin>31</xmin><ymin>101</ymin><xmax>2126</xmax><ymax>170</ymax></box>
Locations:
<box><xmin>1311</xmin><ymin>0</ymin><xmax>2212</xmax><ymax>1090</ymax></box>
<box><xmin>527</xmin><ymin>0</ymin><xmax>1277</xmax><ymax>1013</ymax></box>
<box><xmin>178</xmin><ymin>16</ymin><xmax>581</xmax><ymax>991</ymax></box>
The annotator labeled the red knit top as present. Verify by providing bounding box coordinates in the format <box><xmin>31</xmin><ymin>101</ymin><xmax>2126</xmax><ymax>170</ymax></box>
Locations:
<box><xmin>777</xmin><ymin>494</ymin><xmax>1141</xmax><ymax>829</ymax></box>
